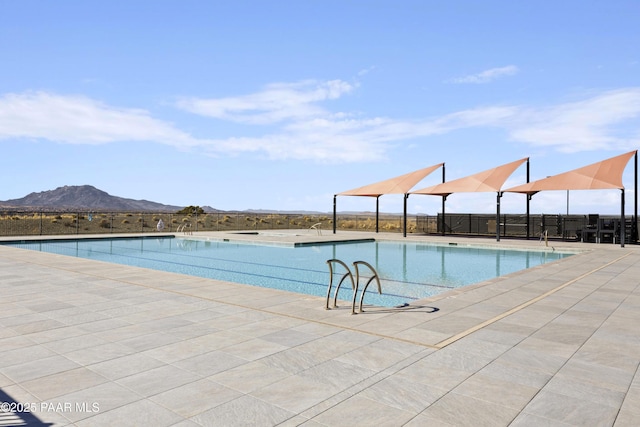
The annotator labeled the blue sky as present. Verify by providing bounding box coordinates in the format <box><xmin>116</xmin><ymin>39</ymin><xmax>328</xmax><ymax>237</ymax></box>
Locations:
<box><xmin>1</xmin><ymin>1</ymin><xmax>639</xmax><ymax>215</ymax></box>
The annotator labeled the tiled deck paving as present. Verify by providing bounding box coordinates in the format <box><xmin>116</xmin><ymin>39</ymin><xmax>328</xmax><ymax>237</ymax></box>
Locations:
<box><xmin>0</xmin><ymin>231</ymin><xmax>639</xmax><ymax>426</ymax></box>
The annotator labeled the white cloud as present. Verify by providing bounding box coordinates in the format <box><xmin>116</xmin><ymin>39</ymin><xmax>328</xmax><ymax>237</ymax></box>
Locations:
<box><xmin>358</xmin><ymin>66</ymin><xmax>376</xmax><ymax>76</ymax></box>
<box><xmin>0</xmin><ymin>88</ymin><xmax>386</xmax><ymax>163</ymax></box>
<box><xmin>507</xmin><ymin>88</ymin><xmax>640</xmax><ymax>152</ymax></box>
<box><xmin>176</xmin><ymin>80</ymin><xmax>356</xmax><ymax>125</ymax></box>
<box><xmin>430</xmin><ymin>106</ymin><xmax>519</xmax><ymax>131</ymax></box>
<box><xmin>449</xmin><ymin>65</ymin><xmax>519</xmax><ymax>84</ymax></box>
<box><xmin>0</xmin><ymin>91</ymin><xmax>198</xmax><ymax>147</ymax></box>
<box><xmin>201</xmin><ymin>88</ymin><xmax>640</xmax><ymax>162</ymax></box>
<box><xmin>203</xmin><ymin>134</ymin><xmax>388</xmax><ymax>163</ymax></box>
<box><xmin>1</xmin><ymin>83</ymin><xmax>639</xmax><ymax>164</ymax></box>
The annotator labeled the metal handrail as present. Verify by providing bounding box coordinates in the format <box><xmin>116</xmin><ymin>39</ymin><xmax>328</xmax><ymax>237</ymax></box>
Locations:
<box><xmin>352</xmin><ymin>260</ymin><xmax>382</xmax><ymax>314</ymax></box>
<box><xmin>177</xmin><ymin>223</ymin><xmax>192</xmax><ymax>234</ymax></box>
<box><xmin>325</xmin><ymin>259</ymin><xmax>355</xmax><ymax>310</ymax></box>
<box><xmin>325</xmin><ymin>259</ymin><xmax>383</xmax><ymax>315</ymax></box>
<box><xmin>310</xmin><ymin>222</ymin><xmax>322</xmax><ymax>235</ymax></box>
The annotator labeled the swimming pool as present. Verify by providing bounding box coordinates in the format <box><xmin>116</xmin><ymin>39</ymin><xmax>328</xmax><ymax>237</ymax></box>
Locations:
<box><xmin>3</xmin><ymin>237</ymin><xmax>573</xmax><ymax>307</ymax></box>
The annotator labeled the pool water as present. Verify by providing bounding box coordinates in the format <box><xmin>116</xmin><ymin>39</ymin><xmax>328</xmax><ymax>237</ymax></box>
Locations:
<box><xmin>4</xmin><ymin>237</ymin><xmax>573</xmax><ymax>307</ymax></box>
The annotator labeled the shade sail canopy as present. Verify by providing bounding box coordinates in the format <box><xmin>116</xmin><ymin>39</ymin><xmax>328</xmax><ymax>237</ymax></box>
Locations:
<box><xmin>505</xmin><ymin>151</ymin><xmax>637</xmax><ymax>195</ymax></box>
<box><xmin>410</xmin><ymin>158</ymin><xmax>528</xmax><ymax>196</ymax></box>
<box><xmin>337</xmin><ymin>163</ymin><xmax>444</xmax><ymax>197</ymax></box>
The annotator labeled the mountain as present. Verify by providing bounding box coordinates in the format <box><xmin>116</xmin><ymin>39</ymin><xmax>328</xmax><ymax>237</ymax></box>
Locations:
<box><xmin>245</xmin><ymin>209</ymin><xmax>331</xmax><ymax>215</ymax></box>
<box><xmin>0</xmin><ymin>185</ymin><xmax>186</xmax><ymax>212</ymax></box>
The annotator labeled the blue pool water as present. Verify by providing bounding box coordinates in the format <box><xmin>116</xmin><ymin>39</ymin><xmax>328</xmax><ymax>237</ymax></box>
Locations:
<box><xmin>3</xmin><ymin>237</ymin><xmax>573</xmax><ymax>307</ymax></box>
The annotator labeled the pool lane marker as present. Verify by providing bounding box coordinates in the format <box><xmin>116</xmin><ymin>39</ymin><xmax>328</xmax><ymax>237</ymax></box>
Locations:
<box><xmin>433</xmin><ymin>251</ymin><xmax>632</xmax><ymax>349</ymax></box>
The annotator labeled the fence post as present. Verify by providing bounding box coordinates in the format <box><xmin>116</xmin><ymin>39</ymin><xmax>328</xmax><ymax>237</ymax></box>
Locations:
<box><xmin>502</xmin><ymin>214</ymin><xmax>506</xmax><ymax>237</ymax></box>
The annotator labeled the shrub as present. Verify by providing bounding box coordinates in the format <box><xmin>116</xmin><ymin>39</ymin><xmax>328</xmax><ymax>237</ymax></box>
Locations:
<box><xmin>341</xmin><ymin>220</ymin><xmax>355</xmax><ymax>229</ymax></box>
<box><xmin>177</xmin><ymin>206</ymin><xmax>204</xmax><ymax>215</ymax></box>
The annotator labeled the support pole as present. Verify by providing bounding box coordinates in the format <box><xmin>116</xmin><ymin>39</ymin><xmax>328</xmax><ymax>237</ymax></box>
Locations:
<box><xmin>441</xmin><ymin>164</ymin><xmax>446</xmax><ymax>236</ymax></box>
<box><xmin>403</xmin><ymin>194</ymin><xmax>408</xmax><ymax>237</ymax></box>
<box><xmin>376</xmin><ymin>196</ymin><xmax>380</xmax><ymax>233</ymax></box>
<box><xmin>621</xmin><ymin>189</ymin><xmax>625</xmax><ymax>248</ymax></box>
<box><xmin>496</xmin><ymin>192</ymin><xmax>502</xmax><ymax>242</ymax></box>
<box><xmin>526</xmin><ymin>158</ymin><xmax>530</xmax><ymax>240</ymax></box>
<box><xmin>635</xmin><ymin>151</ymin><xmax>638</xmax><ymax>243</ymax></box>
<box><xmin>441</xmin><ymin>196</ymin><xmax>446</xmax><ymax>236</ymax></box>
<box><xmin>333</xmin><ymin>195</ymin><xmax>337</xmax><ymax>234</ymax></box>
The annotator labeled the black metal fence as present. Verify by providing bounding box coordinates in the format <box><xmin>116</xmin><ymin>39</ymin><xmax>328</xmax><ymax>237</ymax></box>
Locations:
<box><xmin>0</xmin><ymin>211</ymin><xmax>403</xmax><ymax>237</ymax></box>
<box><xmin>0</xmin><ymin>210</ymin><xmax>637</xmax><ymax>243</ymax></box>
<box><xmin>416</xmin><ymin>213</ymin><xmax>639</xmax><ymax>243</ymax></box>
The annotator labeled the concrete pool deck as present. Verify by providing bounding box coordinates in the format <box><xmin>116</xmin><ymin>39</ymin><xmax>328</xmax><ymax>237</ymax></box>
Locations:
<box><xmin>0</xmin><ymin>230</ymin><xmax>639</xmax><ymax>426</ymax></box>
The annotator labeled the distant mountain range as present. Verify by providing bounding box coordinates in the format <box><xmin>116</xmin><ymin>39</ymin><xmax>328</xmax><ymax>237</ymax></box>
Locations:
<box><xmin>0</xmin><ymin>185</ymin><xmax>204</xmax><ymax>212</ymax></box>
<box><xmin>0</xmin><ymin>185</ymin><xmax>369</xmax><ymax>214</ymax></box>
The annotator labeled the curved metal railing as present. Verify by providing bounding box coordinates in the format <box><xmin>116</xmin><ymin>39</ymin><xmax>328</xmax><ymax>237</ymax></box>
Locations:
<box><xmin>352</xmin><ymin>260</ymin><xmax>382</xmax><ymax>314</ymax></box>
<box><xmin>310</xmin><ymin>222</ymin><xmax>322</xmax><ymax>235</ymax></box>
<box><xmin>325</xmin><ymin>259</ymin><xmax>382</xmax><ymax>314</ymax></box>
<box><xmin>177</xmin><ymin>223</ymin><xmax>192</xmax><ymax>235</ymax></box>
<box><xmin>325</xmin><ymin>259</ymin><xmax>355</xmax><ymax>310</ymax></box>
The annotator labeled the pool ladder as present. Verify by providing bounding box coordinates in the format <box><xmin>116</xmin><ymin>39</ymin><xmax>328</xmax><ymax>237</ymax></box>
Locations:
<box><xmin>309</xmin><ymin>222</ymin><xmax>322</xmax><ymax>235</ymax></box>
<box><xmin>325</xmin><ymin>259</ymin><xmax>382</xmax><ymax>315</ymax></box>
<box><xmin>177</xmin><ymin>223</ymin><xmax>192</xmax><ymax>234</ymax></box>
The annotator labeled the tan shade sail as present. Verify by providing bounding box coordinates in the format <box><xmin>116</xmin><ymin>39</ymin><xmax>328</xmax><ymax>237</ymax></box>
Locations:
<box><xmin>505</xmin><ymin>151</ymin><xmax>637</xmax><ymax>195</ymax></box>
<box><xmin>337</xmin><ymin>163</ymin><xmax>444</xmax><ymax>197</ymax></box>
<box><xmin>410</xmin><ymin>158</ymin><xmax>528</xmax><ymax>196</ymax></box>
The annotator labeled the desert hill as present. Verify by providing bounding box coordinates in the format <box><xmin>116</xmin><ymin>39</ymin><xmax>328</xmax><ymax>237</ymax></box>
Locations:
<box><xmin>0</xmin><ymin>185</ymin><xmax>336</xmax><ymax>214</ymax></box>
<box><xmin>0</xmin><ymin>185</ymin><xmax>189</xmax><ymax>212</ymax></box>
